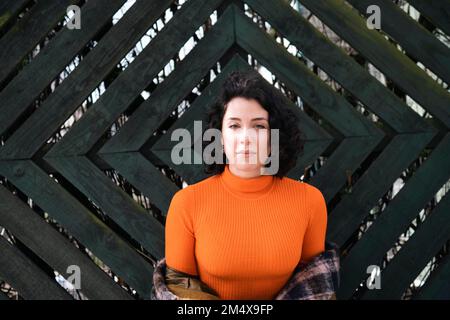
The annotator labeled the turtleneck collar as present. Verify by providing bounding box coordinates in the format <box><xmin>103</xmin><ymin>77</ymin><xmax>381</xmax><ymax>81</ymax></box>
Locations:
<box><xmin>220</xmin><ymin>164</ymin><xmax>275</xmax><ymax>198</ymax></box>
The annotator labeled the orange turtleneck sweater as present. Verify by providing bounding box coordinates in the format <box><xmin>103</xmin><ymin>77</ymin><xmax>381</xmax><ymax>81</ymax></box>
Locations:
<box><xmin>165</xmin><ymin>164</ymin><xmax>328</xmax><ymax>300</ymax></box>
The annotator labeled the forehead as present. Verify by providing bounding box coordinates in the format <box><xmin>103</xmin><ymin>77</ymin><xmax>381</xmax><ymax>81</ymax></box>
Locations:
<box><xmin>224</xmin><ymin>97</ymin><xmax>268</xmax><ymax>119</ymax></box>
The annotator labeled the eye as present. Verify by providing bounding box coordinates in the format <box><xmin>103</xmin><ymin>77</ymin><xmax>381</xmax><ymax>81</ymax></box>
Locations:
<box><xmin>255</xmin><ymin>124</ymin><xmax>267</xmax><ymax>129</ymax></box>
<box><xmin>229</xmin><ymin>124</ymin><xmax>239</xmax><ymax>129</ymax></box>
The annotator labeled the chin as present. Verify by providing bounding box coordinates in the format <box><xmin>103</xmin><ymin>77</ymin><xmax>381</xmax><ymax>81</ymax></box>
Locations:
<box><xmin>232</xmin><ymin>163</ymin><xmax>262</xmax><ymax>172</ymax></box>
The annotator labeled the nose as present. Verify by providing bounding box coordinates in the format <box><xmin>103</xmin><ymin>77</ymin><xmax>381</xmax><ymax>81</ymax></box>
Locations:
<box><xmin>238</xmin><ymin>127</ymin><xmax>256</xmax><ymax>146</ymax></box>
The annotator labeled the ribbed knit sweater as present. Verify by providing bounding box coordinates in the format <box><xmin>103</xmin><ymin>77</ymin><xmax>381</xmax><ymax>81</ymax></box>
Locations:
<box><xmin>165</xmin><ymin>164</ymin><xmax>328</xmax><ymax>300</ymax></box>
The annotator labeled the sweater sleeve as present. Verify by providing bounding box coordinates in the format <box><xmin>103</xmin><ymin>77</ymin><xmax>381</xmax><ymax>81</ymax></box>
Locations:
<box><xmin>301</xmin><ymin>185</ymin><xmax>328</xmax><ymax>263</ymax></box>
<box><xmin>165</xmin><ymin>188</ymin><xmax>199</xmax><ymax>276</ymax></box>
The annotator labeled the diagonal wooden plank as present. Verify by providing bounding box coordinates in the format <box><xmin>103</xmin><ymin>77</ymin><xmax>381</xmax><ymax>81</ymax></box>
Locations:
<box><xmin>98</xmin><ymin>6</ymin><xmax>236</xmax><ymax>154</ymax></box>
<box><xmin>0</xmin><ymin>0</ymin><xmax>174</xmax><ymax>160</ymax></box>
<box><xmin>44</xmin><ymin>155</ymin><xmax>165</xmax><ymax>257</ymax></box>
<box><xmin>347</xmin><ymin>0</ymin><xmax>450</xmax><ymax>84</ymax></box>
<box><xmin>0</xmin><ymin>160</ymin><xmax>154</xmax><ymax>298</ymax></box>
<box><xmin>327</xmin><ymin>132</ymin><xmax>435</xmax><ymax>246</ymax></box>
<box><xmin>0</xmin><ymin>289</ymin><xmax>9</xmax><ymax>300</ymax></box>
<box><xmin>0</xmin><ymin>0</ymin><xmax>78</xmax><ymax>86</ymax></box>
<box><xmin>0</xmin><ymin>0</ymin><xmax>32</xmax><ymax>34</ymax></box>
<box><xmin>245</xmin><ymin>0</ymin><xmax>434</xmax><ymax>135</ymax></box>
<box><xmin>408</xmin><ymin>0</ymin><xmax>450</xmax><ymax>36</ymax></box>
<box><xmin>0</xmin><ymin>0</ymin><xmax>126</xmax><ymax>136</ymax></box>
<box><xmin>307</xmin><ymin>137</ymin><xmax>381</xmax><ymax>201</ymax></box>
<box><xmin>336</xmin><ymin>133</ymin><xmax>450</xmax><ymax>299</ymax></box>
<box><xmin>0</xmin><ymin>236</ymin><xmax>72</xmax><ymax>300</ymax></box>
<box><xmin>300</xmin><ymin>0</ymin><xmax>450</xmax><ymax>129</ymax></box>
<box><xmin>44</xmin><ymin>0</ymin><xmax>225</xmax><ymax>158</ymax></box>
<box><xmin>150</xmin><ymin>55</ymin><xmax>333</xmax><ymax>183</ymax></box>
<box><xmin>0</xmin><ymin>184</ymin><xmax>133</xmax><ymax>300</ymax></box>
<box><xmin>414</xmin><ymin>254</ymin><xmax>450</xmax><ymax>300</ymax></box>
<box><xmin>361</xmin><ymin>192</ymin><xmax>450</xmax><ymax>299</ymax></box>
<box><xmin>97</xmin><ymin>151</ymin><xmax>179</xmax><ymax>214</ymax></box>
<box><xmin>233</xmin><ymin>6</ymin><xmax>384</xmax><ymax>201</ymax></box>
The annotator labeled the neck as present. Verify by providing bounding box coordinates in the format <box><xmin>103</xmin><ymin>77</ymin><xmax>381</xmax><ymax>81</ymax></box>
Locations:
<box><xmin>228</xmin><ymin>165</ymin><xmax>264</xmax><ymax>179</ymax></box>
<box><xmin>220</xmin><ymin>164</ymin><xmax>275</xmax><ymax>198</ymax></box>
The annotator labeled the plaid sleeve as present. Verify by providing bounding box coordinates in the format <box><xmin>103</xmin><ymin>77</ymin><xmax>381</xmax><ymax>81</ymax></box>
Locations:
<box><xmin>274</xmin><ymin>241</ymin><xmax>340</xmax><ymax>300</ymax></box>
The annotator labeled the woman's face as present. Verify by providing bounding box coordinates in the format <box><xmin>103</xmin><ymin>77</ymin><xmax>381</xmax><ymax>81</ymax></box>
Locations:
<box><xmin>221</xmin><ymin>97</ymin><xmax>271</xmax><ymax>175</ymax></box>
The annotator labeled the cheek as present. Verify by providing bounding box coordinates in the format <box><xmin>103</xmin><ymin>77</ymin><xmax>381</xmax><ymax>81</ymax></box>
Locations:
<box><xmin>222</xmin><ymin>129</ymin><xmax>236</xmax><ymax>151</ymax></box>
<box><xmin>257</xmin><ymin>131</ymin><xmax>270</xmax><ymax>149</ymax></box>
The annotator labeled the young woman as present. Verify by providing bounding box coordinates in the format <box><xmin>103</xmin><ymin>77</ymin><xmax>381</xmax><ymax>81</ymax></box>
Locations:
<box><xmin>164</xmin><ymin>70</ymin><xmax>328</xmax><ymax>300</ymax></box>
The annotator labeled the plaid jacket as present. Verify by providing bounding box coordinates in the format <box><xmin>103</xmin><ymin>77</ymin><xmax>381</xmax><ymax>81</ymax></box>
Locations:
<box><xmin>151</xmin><ymin>241</ymin><xmax>340</xmax><ymax>300</ymax></box>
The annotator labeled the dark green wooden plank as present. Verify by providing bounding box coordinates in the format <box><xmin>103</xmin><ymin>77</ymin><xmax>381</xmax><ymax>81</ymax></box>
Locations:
<box><xmin>327</xmin><ymin>132</ymin><xmax>434</xmax><ymax>246</ymax></box>
<box><xmin>245</xmin><ymin>0</ymin><xmax>433</xmax><ymax>134</ymax></box>
<box><xmin>45</xmin><ymin>0</ymin><xmax>225</xmax><ymax>158</ymax></box>
<box><xmin>98</xmin><ymin>152</ymin><xmax>179</xmax><ymax>214</ymax></box>
<box><xmin>0</xmin><ymin>289</ymin><xmax>9</xmax><ymax>300</ymax></box>
<box><xmin>301</xmin><ymin>0</ymin><xmax>450</xmax><ymax>129</ymax></box>
<box><xmin>0</xmin><ymin>0</ymin><xmax>32</xmax><ymax>33</ymax></box>
<box><xmin>408</xmin><ymin>0</ymin><xmax>450</xmax><ymax>36</ymax></box>
<box><xmin>414</xmin><ymin>254</ymin><xmax>450</xmax><ymax>300</ymax></box>
<box><xmin>336</xmin><ymin>133</ymin><xmax>450</xmax><ymax>298</ymax></box>
<box><xmin>348</xmin><ymin>0</ymin><xmax>450</xmax><ymax>84</ymax></box>
<box><xmin>0</xmin><ymin>160</ymin><xmax>154</xmax><ymax>298</ymax></box>
<box><xmin>0</xmin><ymin>0</ymin><xmax>78</xmax><ymax>85</ymax></box>
<box><xmin>0</xmin><ymin>0</ymin><xmax>126</xmax><ymax>136</ymax></box>
<box><xmin>0</xmin><ymin>278</ymin><xmax>11</xmax><ymax>300</ymax></box>
<box><xmin>0</xmin><ymin>0</ymin><xmax>31</xmax><ymax>23</ymax></box>
<box><xmin>44</xmin><ymin>155</ymin><xmax>165</xmax><ymax>257</ymax></box>
<box><xmin>99</xmin><ymin>5</ymin><xmax>235</xmax><ymax>154</ymax></box>
<box><xmin>361</xmin><ymin>192</ymin><xmax>450</xmax><ymax>299</ymax></box>
<box><xmin>0</xmin><ymin>184</ymin><xmax>133</xmax><ymax>300</ymax></box>
<box><xmin>0</xmin><ymin>237</ymin><xmax>72</xmax><ymax>300</ymax></box>
<box><xmin>0</xmin><ymin>0</ymin><xmax>174</xmax><ymax>160</ymax></box>
<box><xmin>308</xmin><ymin>136</ymin><xmax>381</xmax><ymax>201</ymax></box>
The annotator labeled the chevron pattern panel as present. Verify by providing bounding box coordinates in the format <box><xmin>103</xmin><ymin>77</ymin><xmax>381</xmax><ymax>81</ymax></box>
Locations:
<box><xmin>0</xmin><ymin>0</ymin><xmax>449</xmax><ymax>300</ymax></box>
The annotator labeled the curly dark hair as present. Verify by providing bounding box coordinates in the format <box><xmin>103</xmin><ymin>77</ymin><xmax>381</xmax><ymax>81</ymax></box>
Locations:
<box><xmin>203</xmin><ymin>70</ymin><xmax>304</xmax><ymax>178</ymax></box>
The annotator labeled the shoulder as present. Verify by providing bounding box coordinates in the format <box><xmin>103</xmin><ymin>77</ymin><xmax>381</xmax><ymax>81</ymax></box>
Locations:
<box><xmin>276</xmin><ymin>176</ymin><xmax>308</xmax><ymax>194</ymax></box>
<box><xmin>170</xmin><ymin>185</ymin><xmax>194</xmax><ymax>208</ymax></box>
<box><xmin>303</xmin><ymin>182</ymin><xmax>326</xmax><ymax>203</ymax></box>
<box><xmin>277</xmin><ymin>177</ymin><xmax>326</xmax><ymax>204</ymax></box>
<box><xmin>170</xmin><ymin>174</ymin><xmax>220</xmax><ymax>204</ymax></box>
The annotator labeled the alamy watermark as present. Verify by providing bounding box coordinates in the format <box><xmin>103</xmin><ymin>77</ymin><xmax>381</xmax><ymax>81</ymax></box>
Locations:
<box><xmin>66</xmin><ymin>5</ymin><xmax>81</xmax><ymax>30</ymax></box>
<box><xmin>366</xmin><ymin>265</ymin><xmax>381</xmax><ymax>290</ymax></box>
<box><xmin>366</xmin><ymin>5</ymin><xmax>381</xmax><ymax>30</ymax></box>
<box><xmin>170</xmin><ymin>121</ymin><xmax>280</xmax><ymax>175</ymax></box>
<box><xmin>66</xmin><ymin>264</ymin><xmax>81</xmax><ymax>290</ymax></box>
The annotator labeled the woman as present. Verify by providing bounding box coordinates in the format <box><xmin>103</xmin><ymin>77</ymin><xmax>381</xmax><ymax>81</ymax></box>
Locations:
<box><xmin>160</xmin><ymin>70</ymin><xmax>336</xmax><ymax>300</ymax></box>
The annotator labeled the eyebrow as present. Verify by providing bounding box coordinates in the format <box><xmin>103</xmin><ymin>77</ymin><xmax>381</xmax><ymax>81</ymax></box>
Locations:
<box><xmin>226</xmin><ymin>117</ymin><xmax>268</xmax><ymax>121</ymax></box>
